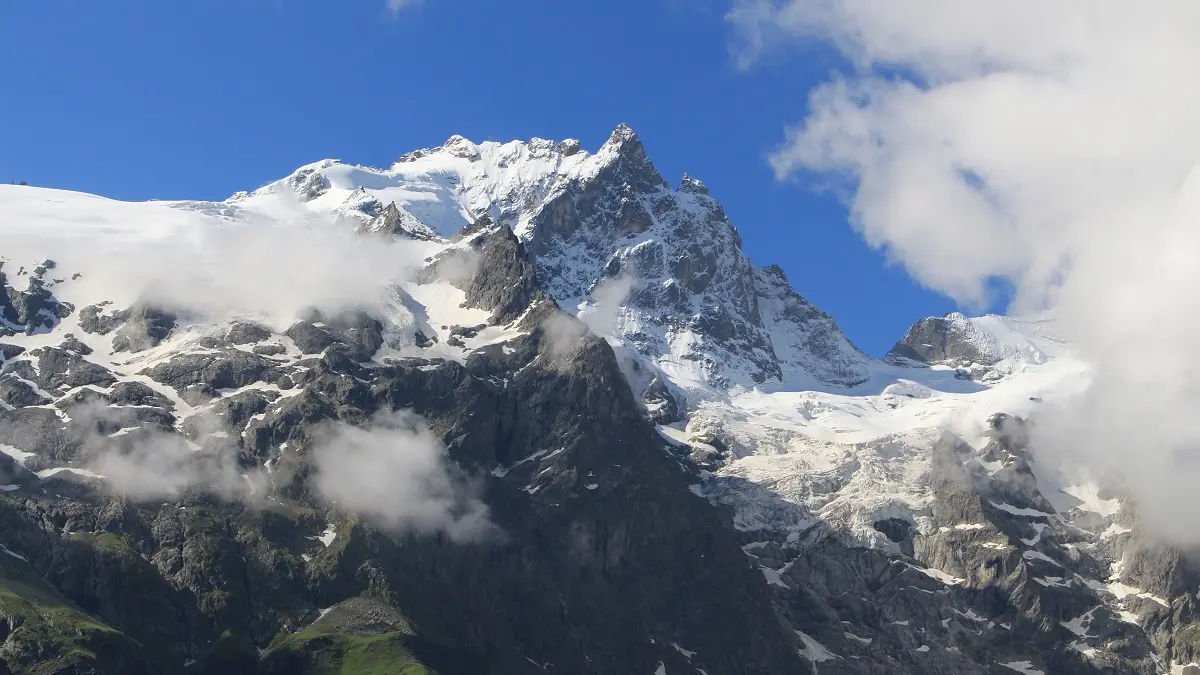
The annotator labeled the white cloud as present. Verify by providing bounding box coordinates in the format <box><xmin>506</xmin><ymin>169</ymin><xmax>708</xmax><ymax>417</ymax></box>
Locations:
<box><xmin>310</xmin><ymin>410</ymin><xmax>494</xmax><ymax>542</ymax></box>
<box><xmin>732</xmin><ymin>1</ymin><xmax>1200</xmax><ymax>541</ymax></box>
<box><xmin>0</xmin><ymin>192</ymin><xmax>431</xmax><ymax>331</ymax></box>
<box><xmin>74</xmin><ymin>404</ymin><xmax>266</xmax><ymax>502</ymax></box>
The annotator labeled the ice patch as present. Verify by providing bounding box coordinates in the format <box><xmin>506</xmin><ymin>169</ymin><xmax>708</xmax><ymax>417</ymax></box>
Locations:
<box><xmin>316</xmin><ymin>524</ymin><xmax>336</xmax><ymax>547</ymax></box>
<box><xmin>1022</xmin><ymin>550</ymin><xmax>1061</xmax><ymax>567</ymax></box>
<box><xmin>844</xmin><ymin>631</ymin><xmax>872</xmax><ymax>645</ymax></box>
<box><xmin>492</xmin><ymin>448</ymin><xmax>549</xmax><ymax>478</ymax></box>
<box><xmin>1020</xmin><ymin>522</ymin><xmax>1047</xmax><ymax>546</ymax></box>
<box><xmin>1100</xmin><ymin>523</ymin><xmax>1132</xmax><ymax>539</ymax></box>
<box><xmin>917</xmin><ymin>565</ymin><xmax>965</xmax><ymax>586</ymax></box>
<box><xmin>1000</xmin><ymin>660</ymin><xmax>1044</xmax><ymax>675</ymax></box>
<box><xmin>795</xmin><ymin>630</ymin><xmax>840</xmax><ymax>663</ymax></box>
<box><xmin>0</xmin><ymin>444</ymin><xmax>35</xmax><ymax>465</ymax></box>
<box><xmin>0</xmin><ymin>544</ymin><xmax>27</xmax><ymax>562</ymax></box>
<box><xmin>670</xmin><ymin>643</ymin><xmax>695</xmax><ymax>660</ymax></box>
<box><xmin>991</xmin><ymin>501</ymin><xmax>1055</xmax><ymax>518</ymax></box>
<box><xmin>1061</xmin><ymin>608</ymin><xmax>1099</xmax><ymax>638</ymax></box>
<box><xmin>36</xmin><ymin>467</ymin><xmax>106</xmax><ymax>480</ymax></box>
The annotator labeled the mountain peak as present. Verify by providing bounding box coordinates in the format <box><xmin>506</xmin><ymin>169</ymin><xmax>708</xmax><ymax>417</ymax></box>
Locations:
<box><xmin>595</xmin><ymin>123</ymin><xmax>665</xmax><ymax>192</ymax></box>
<box><xmin>599</xmin><ymin>123</ymin><xmax>648</xmax><ymax>160</ymax></box>
<box><xmin>441</xmin><ymin>134</ymin><xmax>480</xmax><ymax>160</ymax></box>
<box><xmin>608</xmin><ymin>121</ymin><xmax>640</xmax><ymax>144</ymax></box>
<box><xmin>678</xmin><ymin>173</ymin><xmax>710</xmax><ymax>196</ymax></box>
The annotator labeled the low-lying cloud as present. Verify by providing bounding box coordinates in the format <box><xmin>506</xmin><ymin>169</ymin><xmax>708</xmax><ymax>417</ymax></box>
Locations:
<box><xmin>731</xmin><ymin>1</ymin><xmax>1200</xmax><ymax>540</ymax></box>
<box><xmin>2</xmin><ymin>192</ymin><xmax>432</xmax><ymax>331</ymax></box>
<box><xmin>73</xmin><ymin>403</ymin><xmax>265</xmax><ymax>502</ymax></box>
<box><xmin>70</xmin><ymin>405</ymin><xmax>492</xmax><ymax>542</ymax></box>
<box><xmin>310</xmin><ymin>410</ymin><xmax>493</xmax><ymax>542</ymax></box>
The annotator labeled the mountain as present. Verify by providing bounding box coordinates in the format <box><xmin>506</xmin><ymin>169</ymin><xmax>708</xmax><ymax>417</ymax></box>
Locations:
<box><xmin>0</xmin><ymin>126</ymin><xmax>1193</xmax><ymax>675</ymax></box>
<box><xmin>237</xmin><ymin>124</ymin><xmax>871</xmax><ymax>392</ymax></box>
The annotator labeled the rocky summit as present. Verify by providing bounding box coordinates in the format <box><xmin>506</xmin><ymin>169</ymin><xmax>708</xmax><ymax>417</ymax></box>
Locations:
<box><xmin>0</xmin><ymin>127</ymin><xmax>1194</xmax><ymax>675</ymax></box>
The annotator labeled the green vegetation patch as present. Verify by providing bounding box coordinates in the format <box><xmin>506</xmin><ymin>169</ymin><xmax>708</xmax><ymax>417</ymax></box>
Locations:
<box><xmin>263</xmin><ymin>600</ymin><xmax>433</xmax><ymax>675</ymax></box>
<box><xmin>0</xmin><ymin>561</ymin><xmax>147</xmax><ymax>674</ymax></box>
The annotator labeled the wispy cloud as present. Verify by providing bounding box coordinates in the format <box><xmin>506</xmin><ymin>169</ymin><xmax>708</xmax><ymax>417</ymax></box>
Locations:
<box><xmin>386</xmin><ymin>0</ymin><xmax>422</xmax><ymax>15</ymax></box>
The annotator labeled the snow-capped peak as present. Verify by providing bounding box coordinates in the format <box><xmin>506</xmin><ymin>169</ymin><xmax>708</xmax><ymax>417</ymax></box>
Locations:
<box><xmin>232</xmin><ymin>126</ymin><xmax>870</xmax><ymax>393</ymax></box>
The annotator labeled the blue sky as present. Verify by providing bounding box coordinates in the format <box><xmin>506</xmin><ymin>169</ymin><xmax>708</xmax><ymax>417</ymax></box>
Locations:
<box><xmin>0</xmin><ymin>0</ymin><xmax>959</xmax><ymax>355</ymax></box>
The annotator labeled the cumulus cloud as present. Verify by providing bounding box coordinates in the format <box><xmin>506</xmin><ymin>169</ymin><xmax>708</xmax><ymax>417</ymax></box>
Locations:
<box><xmin>310</xmin><ymin>410</ymin><xmax>494</xmax><ymax>542</ymax></box>
<box><xmin>732</xmin><ymin>1</ymin><xmax>1200</xmax><ymax>540</ymax></box>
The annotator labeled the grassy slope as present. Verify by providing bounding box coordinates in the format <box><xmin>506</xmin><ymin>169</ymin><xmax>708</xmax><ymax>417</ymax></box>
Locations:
<box><xmin>0</xmin><ymin>556</ymin><xmax>146</xmax><ymax>674</ymax></box>
<box><xmin>264</xmin><ymin>612</ymin><xmax>434</xmax><ymax>675</ymax></box>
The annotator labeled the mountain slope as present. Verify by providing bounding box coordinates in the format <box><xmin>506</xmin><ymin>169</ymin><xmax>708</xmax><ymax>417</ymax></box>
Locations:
<box><xmin>0</xmin><ymin>127</ymin><xmax>1195</xmax><ymax>675</ymax></box>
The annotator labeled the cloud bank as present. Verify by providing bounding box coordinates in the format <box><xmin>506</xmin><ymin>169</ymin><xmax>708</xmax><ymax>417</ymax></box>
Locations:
<box><xmin>2</xmin><ymin>193</ymin><xmax>432</xmax><ymax>330</ymax></box>
<box><xmin>732</xmin><ymin>1</ymin><xmax>1200</xmax><ymax>540</ymax></box>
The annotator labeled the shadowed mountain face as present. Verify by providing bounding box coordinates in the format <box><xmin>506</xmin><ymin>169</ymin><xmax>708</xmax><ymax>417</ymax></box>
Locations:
<box><xmin>0</xmin><ymin>129</ymin><xmax>1191</xmax><ymax>675</ymax></box>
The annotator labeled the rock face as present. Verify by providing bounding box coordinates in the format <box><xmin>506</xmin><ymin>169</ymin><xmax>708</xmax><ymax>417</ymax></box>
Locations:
<box><xmin>79</xmin><ymin>302</ymin><xmax>177</xmax><ymax>353</ymax></box>
<box><xmin>248</xmin><ymin>124</ymin><xmax>871</xmax><ymax>391</ymax></box>
<box><xmin>886</xmin><ymin>312</ymin><xmax>1004</xmax><ymax>366</ymax></box>
<box><xmin>357</xmin><ymin>201</ymin><xmax>440</xmax><ymax>241</ymax></box>
<box><xmin>0</xmin><ymin>261</ymin><xmax>73</xmax><ymax>336</ymax></box>
<box><xmin>460</xmin><ymin>225</ymin><xmax>546</xmax><ymax>325</ymax></box>
<box><xmin>516</xmin><ymin>124</ymin><xmax>869</xmax><ymax>388</ymax></box>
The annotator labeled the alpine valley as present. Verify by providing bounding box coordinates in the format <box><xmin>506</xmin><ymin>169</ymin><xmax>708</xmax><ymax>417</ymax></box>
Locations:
<box><xmin>0</xmin><ymin>125</ymin><xmax>1195</xmax><ymax>675</ymax></box>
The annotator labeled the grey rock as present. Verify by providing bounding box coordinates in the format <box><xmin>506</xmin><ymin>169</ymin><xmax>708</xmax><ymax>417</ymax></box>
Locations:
<box><xmin>0</xmin><ymin>450</ymin><xmax>36</xmax><ymax>489</ymax></box>
<box><xmin>284</xmin><ymin>319</ymin><xmax>337</xmax><ymax>354</ymax></box>
<box><xmin>0</xmin><ymin>342</ymin><xmax>25</xmax><ymax>361</ymax></box>
<box><xmin>358</xmin><ymin>201</ymin><xmax>439</xmax><ymax>241</ymax></box>
<box><xmin>461</xmin><ymin>224</ymin><xmax>545</xmax><ymax>324</ymax></box>
<box><xmin>886</xmin><ymin>312</ymin><xmax>1000</xmax><ymax>366</ymax></box>
<box><xmin>112</xmin><ymin>304</ymin><xmax>177</xmax><ymax>353</ymax></box>
<box><xmin>141</xmin><ymin>349</ymin><xmax>278</xmax><ymax>394</ymax></box>
<box><xmin>54</xmin><ymin>387</ymin><xmax>112</xmax><ymax>411</ymax></box>
<box><xmin>13</xmin><ymin>346</ymin><xmax>117</xmax><ymax>392</ymax></box>
<box><xmin>642</xmin><ymin>373</ymin><xmax>682</xmax><ymax>424</ymax></box>
<box><xmin>58</xmin><ymin>333</ymin><xmax>93</xmax><ymax>355</ymax></box>
<box><xmin>0</xmin><ymin>374</ymin><xmax>50</xmax><ymax>407</ymax></box>
<box><xmin>0</xmin><ymin>406</ymin><xmax>82</xmax><ymax>466</ymax></box>
<box><xmin>285</xmin><ymin>309</ymin><xmax>383</xmax><ymax>361</ymax></box>
<box><xmin>754</xmin><ymin>265</ymin><xmax>870</xmax><ymax>386</ymax></box>
<box><xmin>0</xmin><ymin>260</ymin><xmax>72</xmax><ymax>334</ymax></box>
<box><xmin>227</xmin><ymin>321</ymin><xmax>273</xmax><ymax>345</ymax></box>
<box><xmin>78</xmin><ymin>301</ymin><xmax>125</xmax><ymax>335</ymax></box>
<box><xmin>252</xmin><ymin>343</ymin><xmax>286</xmax><ymax>356</ymax></box>
<box><xmin>108</xmin><ymin>381</ymin><xmax>174</xmax><ymax>408</ymax></box>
